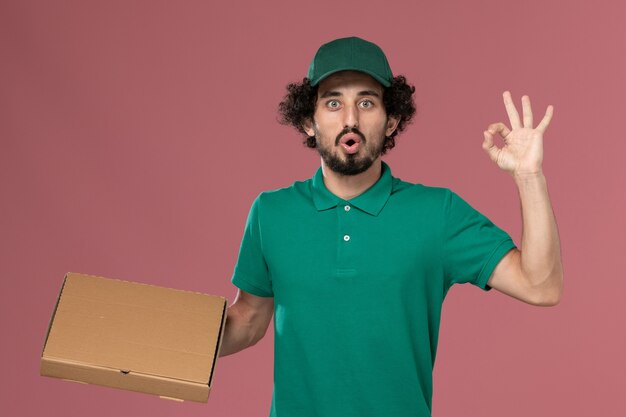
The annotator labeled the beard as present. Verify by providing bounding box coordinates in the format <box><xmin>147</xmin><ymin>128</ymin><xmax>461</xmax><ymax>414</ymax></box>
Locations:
<box><xmin>315</xmin><ymin>127</ymin><xmax>385</xmax><ymax>176</ymax></box>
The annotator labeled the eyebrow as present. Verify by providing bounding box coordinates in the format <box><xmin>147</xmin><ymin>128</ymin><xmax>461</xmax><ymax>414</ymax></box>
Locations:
<box><xmin>319</xmin><ymin>90</ymin><xmax>381</xmax><ymax>99</ymax></box>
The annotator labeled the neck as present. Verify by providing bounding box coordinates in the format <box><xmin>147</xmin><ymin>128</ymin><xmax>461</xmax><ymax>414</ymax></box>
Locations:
<box><xmin>320</xmin><ymin>158</ymin><xmax>383</xmax><ymax>200</ymax></box>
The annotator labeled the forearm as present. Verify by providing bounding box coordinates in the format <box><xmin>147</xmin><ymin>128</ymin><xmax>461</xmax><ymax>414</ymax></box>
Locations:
<box><xmin>514</xmin><ymin>171</ymin><xmax>563</xmax><ymax>300</ymax></box>
<box><xmin>218</xmin><ymin>304</ymin><xmax>258</xmax><ymax>357</ymax></box>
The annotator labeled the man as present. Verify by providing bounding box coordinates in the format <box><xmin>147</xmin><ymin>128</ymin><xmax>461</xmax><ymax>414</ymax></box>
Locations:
<box><xmin>219</xmin><ymin>36</ymin><xmax>563</xmax><ymax>417</ymax></box>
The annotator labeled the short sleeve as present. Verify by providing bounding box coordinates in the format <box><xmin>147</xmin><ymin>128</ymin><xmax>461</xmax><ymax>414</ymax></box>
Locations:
<box><xmin>442</xmin><ymin>190</ymin><xmax>517</xmax><ymax>292</ymax></box>
<box><xmin>231</xmin><ymin>195</ymin><xmax>274</xmax><ymax>297</ymax></box>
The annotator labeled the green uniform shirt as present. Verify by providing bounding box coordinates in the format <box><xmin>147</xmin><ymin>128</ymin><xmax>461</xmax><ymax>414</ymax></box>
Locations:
<box><xmin>231</xmin><ymin>162</ymin><xmax>516</xmax><ymax>417</ymax></box>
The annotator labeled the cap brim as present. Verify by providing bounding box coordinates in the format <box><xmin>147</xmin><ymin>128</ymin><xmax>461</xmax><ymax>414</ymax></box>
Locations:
<box><xmin>311</xmin><ymin>67</ymin><xmax>392</xmax><ymax>88</ymax></box>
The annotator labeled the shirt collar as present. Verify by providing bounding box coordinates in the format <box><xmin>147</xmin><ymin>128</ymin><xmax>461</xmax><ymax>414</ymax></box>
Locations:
<box><xmin>311</xmin><ymin>161</ymin><xmax>393</xmax><ymax>216</ymax></box>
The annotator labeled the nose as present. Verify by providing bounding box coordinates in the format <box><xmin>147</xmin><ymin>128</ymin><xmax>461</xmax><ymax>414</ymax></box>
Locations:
<box><xmin>343</xmin><ymin>103</ymin><xmax>359</xmax><ymax>128</ymax></box>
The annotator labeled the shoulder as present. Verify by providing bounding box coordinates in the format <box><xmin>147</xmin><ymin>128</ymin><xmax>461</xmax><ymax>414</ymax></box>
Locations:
<box><xmin>389</xmin><ymin>175</ymin><xmax>452</xmax><ymax>207</ymax></box>
<box><xmin>252</xmin><ymin>178</ymin><xmax>315</xmax><ymax>211</ymax></box>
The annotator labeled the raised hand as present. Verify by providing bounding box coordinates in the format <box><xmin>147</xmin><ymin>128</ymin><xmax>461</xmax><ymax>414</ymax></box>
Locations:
<box><xmin>482</xmin><ymin>91</ymin><xmax>553</xmax><ymax>177</ymax></box>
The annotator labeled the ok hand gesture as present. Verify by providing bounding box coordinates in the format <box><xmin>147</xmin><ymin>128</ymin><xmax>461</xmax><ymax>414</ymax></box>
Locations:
<box><xmin>482</xmin><ymin>91</ymin><xmax>553</xmax><ymax>177</ymax></box>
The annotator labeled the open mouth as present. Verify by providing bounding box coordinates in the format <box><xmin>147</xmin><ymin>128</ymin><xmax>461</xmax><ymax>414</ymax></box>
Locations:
<box><xmin>339</xmin><ymin>134</ymin><xmax>362</xmax><ymax>154</ymax></box>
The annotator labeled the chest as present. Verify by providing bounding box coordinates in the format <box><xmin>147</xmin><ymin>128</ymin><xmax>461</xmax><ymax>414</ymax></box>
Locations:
<box><xmin>261</xmin><ymin>203</ymin><xmax>445</xmax><ymax>303</ymax></box>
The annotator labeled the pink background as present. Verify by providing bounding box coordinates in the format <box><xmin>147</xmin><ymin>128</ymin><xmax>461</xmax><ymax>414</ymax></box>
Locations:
<box><xmin>1</xmin><ymin>1</ymin><xmax>624</xmax><ymax>416</ymax></box>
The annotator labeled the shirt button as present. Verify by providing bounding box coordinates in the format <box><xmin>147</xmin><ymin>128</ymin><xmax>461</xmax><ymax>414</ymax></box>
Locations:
<box><xmin>343</xmin><ymin>235</ymin><xmax>350</xmax><ymax>242</ymax></box>
<box><xmin>344</xmin><ymin>205</ymin><xmax>351</xmax><ymax>212</ymax></box>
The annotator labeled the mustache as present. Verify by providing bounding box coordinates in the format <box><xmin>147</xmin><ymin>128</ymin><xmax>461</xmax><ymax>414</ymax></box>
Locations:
<box><xmin>335</xmin><ymin>127</ymin><xmax>366</xmax><ymax>146</ymax></box>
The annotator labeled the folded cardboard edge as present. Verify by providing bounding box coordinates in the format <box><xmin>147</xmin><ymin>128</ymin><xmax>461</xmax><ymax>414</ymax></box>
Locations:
<box><xmin>209</xmin><ymin>298</ymin><xmax>228</xmax><ymax>386</ymax></box>
<box><xmin>41</xmin><ymin>273</ymin><xmax>69</xmax><ymax>356</ymax></box>
<box><xmin>64</xmin><ymin>271</ymin><xmax>225</xmax><ymax>301</ymax></box>
<box><xmin>41</xmin><ymin>357</ymin><xmax>210</xmax><ymax>403</ymax></box>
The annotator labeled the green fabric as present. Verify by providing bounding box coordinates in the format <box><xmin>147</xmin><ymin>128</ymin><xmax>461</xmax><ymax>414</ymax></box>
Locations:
<box><xmin>232</xmin><ymin>162</ymin><xmax>516</xmax><ymax>417</ymax></box>
<box><xmin>307</xmin><ymin>36</ymin><xmax>393</xmax><ymax>87</ymax></box>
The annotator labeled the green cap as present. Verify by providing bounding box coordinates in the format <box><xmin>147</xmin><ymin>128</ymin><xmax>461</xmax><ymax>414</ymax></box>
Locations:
<box><xmin>307</xmin><ymin>37</ymin><xmax>393</xmax><ymax>87</ymax></box>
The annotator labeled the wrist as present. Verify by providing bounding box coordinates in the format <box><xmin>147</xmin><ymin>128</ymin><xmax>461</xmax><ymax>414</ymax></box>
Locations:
<box><xmin>512</xmin><ymin>170</ymin><xmax>544</xmax><ymax>181</ymax></box>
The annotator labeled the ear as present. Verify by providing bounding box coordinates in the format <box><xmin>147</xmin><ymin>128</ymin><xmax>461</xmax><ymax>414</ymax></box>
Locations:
<box><xmin>303</xmin><ymin>118</ymin><xmax>315</xmax><ymax>137</ymax></box>
<box><xmin>385</xmin><ymin>116</ymin><xmax>400</xmax><ymax>137</ymax></box>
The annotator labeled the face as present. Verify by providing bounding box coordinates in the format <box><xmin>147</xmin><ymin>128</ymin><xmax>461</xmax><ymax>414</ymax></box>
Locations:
<box><xmin>304</xmin><ymin>71</ymin><xmax>399</xmax><ymax>176</ymax></box>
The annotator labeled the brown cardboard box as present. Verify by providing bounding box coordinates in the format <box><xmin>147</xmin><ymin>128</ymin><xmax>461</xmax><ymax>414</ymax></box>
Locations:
<box><xmin>40</xmin><ymin>272</ymin><xmax>227</xmax><ymax>402</ymax></box>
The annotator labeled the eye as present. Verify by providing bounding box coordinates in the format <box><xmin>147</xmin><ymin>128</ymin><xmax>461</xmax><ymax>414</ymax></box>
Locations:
<box><xmin>326</xmin><ymin>100</ymin><xmax>341</xmax><ymax>109</ymax></box>
<box><xmin>359</xmin><ymin>99</ymin><xmax>373</xmax><ymax>109</ymax></box>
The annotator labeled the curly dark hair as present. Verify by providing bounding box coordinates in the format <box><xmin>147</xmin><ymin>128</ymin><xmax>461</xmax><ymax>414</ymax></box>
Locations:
<box><xmin>278</xmin><ymin>75</ymin><xmax>416</xmax><ymax>154</ymax></box>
